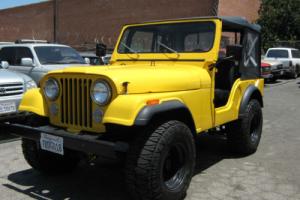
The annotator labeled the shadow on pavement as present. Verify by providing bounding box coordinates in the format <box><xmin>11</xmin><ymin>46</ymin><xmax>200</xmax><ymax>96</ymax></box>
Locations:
<box><xmin>4</xmin><ymin>133</ymin><xmax>243</xmax><ymax>200</ymax></box>
<box><xmin>265</xmin><ymin>79</ymin><xmax>282</xmax><ymax>85</ymax></box>
<box><xmin>5</xmin><ymin>162</ymin><xmax>130</xmax><ymax>200</ymax></box>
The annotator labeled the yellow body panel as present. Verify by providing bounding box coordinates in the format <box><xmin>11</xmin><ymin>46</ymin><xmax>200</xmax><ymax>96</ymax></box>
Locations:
<box><xmin>19</xmin><ymin>88</ymin><xmax>48</xmax><ymax>116</ymax></box>
<box><xmin>214</xmin><ymin>78</ymin><xmax>264</xmax><ymax>126</ymax></box>
<box><xmin>18</xmin><ymin>18</ymin><xmax>263</xmax><ymax>135</ymax></box>
<box><xmin>103</xmin><ymin>88</ymin><xmax>212</xmax><ymax>132</ymax></box>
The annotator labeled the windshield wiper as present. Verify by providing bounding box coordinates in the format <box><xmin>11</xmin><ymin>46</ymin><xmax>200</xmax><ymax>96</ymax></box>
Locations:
<box><xmin>120</xmin><ymin>42</ymin><xmax>139</xmax><ymax>54</ymax></box>
<box><xmin>157</xmin><ymin>41</ymin><xmax>179</xmax><ymax>56</ymax></box>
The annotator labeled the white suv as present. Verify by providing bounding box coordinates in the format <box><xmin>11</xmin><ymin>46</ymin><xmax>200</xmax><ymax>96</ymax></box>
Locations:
<box><xmin>0</xmin><ymin>61</ymin><xmax>36</xmax><ymax>122</ymax></box>
<box><xmin>0</xmin><ymin>40</ymin><xmax>88</xmax><ymax>85</ymax></box>
<box><xmin>264</xmin><ymin>47</ymin><xmax>300</xmax><ymax>78</ymax></box>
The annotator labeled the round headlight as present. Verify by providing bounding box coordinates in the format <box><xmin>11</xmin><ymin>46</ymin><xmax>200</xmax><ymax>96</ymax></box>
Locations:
<box><xmin>91</xmin><ymin>81</ymin><xmax>111</xmax><ymax>105</ymax></box>
<box><xmin>44</xmin><ymin>78</ymin><xmax>59</xmax><ymax>101</ymax></box>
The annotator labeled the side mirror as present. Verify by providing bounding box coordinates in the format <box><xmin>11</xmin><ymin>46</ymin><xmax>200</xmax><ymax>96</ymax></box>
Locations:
<box><xmin>1</xmin><ymin>61</ymin><xmax>9</xmax><ymax>69</ymax></box>
<box><xmin>84</xmin><ymin>57</ymin><xmax>91</xmax><ymax>64</ymax></box>
<box><xmin>96</xmin><ymin>43</ymin><xmax>107</xmax><ymax>57</ymax></box>
<box><xmin>226</xmin><ymin>45</ymin><xmax>243</xmax><ymax>61</ymax></box>
<box><xmin>21</xmin><ymin>58</ymin><xmax>33</xmax><ymax>66</ymax></box>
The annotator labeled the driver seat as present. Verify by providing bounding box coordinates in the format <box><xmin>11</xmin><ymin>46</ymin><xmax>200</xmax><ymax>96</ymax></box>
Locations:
<box><xmin>214</xmin><ymin>45</ymin><xmax>241</xmax><ymax>107</ymax></box>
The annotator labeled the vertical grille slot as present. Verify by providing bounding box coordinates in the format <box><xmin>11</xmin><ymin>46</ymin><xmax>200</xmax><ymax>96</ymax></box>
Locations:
<box><xmin>59</xmin><ymin>77</ymin><xmax>93</xmax><ymax>129</ymax></box>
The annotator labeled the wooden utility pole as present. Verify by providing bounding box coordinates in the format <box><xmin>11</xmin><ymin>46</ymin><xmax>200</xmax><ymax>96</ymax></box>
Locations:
<box><xmin>212</xmin><ymin>0</ymin><xmax>219</xmax><ymax>16</ymax></box>
<box><xmin>53</xmin><ymin>0</ymin><xmax>58</xmax><ymax>43</ymax></box>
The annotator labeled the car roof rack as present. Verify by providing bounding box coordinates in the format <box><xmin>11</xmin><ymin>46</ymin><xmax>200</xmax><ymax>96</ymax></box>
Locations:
<box><xmin>15</xmin><ymin>39</ymin><xmax>48</xmax><ymax>44</ymax></box>
<box><xmin>0</xmin><ymin>42</ymin><xmax>13</xmax><ymax>44</ymax></box>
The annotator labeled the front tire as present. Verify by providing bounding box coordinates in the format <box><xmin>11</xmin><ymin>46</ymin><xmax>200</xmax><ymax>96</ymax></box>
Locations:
<box><xmin>125</xmin><ymin>120</ymin><xmax>196</xmax><ymax>200</ymax></box>
<box><xmin>22</xmin><ymin>138</ymin><xmax>81</xmax><ymax>174</ymax></box>
<box><xmin>227</xmin><ymin>99</ymin><xmax>263</xmax><ymax>155</ymax></box>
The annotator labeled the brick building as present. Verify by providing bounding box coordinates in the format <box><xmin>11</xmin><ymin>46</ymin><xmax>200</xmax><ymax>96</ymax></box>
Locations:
<box><xmin>0</xmin><ymin>0</ymin><xmax>260</xmax><ymax>48</ymax></box>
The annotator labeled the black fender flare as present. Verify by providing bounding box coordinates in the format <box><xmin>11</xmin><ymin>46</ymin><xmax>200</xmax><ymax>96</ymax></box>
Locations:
<box><xmin>239</xmin><ymin>85</ymin><xmax>263</xmax><ymax>118</ymax></box>
<box><xmin>134</xmin><ymin>100</ymin><xmax>193</xmax><ymax>126</ymax></box>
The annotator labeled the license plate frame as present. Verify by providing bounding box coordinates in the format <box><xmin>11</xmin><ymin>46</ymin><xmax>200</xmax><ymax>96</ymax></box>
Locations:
<box><xmin>40</xmin><ymin>133</ymin><xmax>64</xmax><ymax>155</ymax></box>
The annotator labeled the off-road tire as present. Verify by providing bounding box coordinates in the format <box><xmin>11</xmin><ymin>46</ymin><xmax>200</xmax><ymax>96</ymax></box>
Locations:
<box><xmin>22</xmin><ymin>138</ymin><xmax>80</xmax><ymax>174</ymax></box>
<box><xmin>270</xmin><ymin>77</ymin><xmax>277</xmax><ymax>82</ymax></box>
<box><xmin>227</xmin><ymin>99</ymin><xmax>263</xmax><ymax>155</ymax></box>
<box><xmin>125</xmin><ymin>120</ymin><xmax>196</xmax><ymax>200</ymax></box>
<box><xmin>292</xmin><ymin>72</ymin><xmax>298</xmax><ymax>79</ymax></box>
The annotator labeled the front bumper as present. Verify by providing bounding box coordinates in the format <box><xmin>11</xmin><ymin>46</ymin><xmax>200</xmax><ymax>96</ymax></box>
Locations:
<box><xmin>4</xmin><ymin>123</ymin><xmax>129</xmax><ymax>159</ymax></box>
<box><xmin>261</xmin><ymin>73</ymin><xmax>273</xmax><ymax>79</ymax></box>
<box><xmin>0</xmin><ymin>96</ymin><xmax>26</xmax><ymax>122</ymax></box>
<box><xmin>0</xmin><ymin>112</ymin><xmax>31</xmax><ymax>122</ymax></box>
<box><xmin>271</xmin><ymin>69</ymin><xmax>284</xmax><ymax>77</ymax></box>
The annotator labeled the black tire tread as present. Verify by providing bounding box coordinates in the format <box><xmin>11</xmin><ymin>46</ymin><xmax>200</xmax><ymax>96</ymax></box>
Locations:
<box><xmin>227</xmin><ymin>99</ymin><xmax>263</xmax><ymax>155</ymax></box>
<box><xmin>125</xmin><ymin>120</ymin><xmax>195</xmax><ymax>200</ymax></box>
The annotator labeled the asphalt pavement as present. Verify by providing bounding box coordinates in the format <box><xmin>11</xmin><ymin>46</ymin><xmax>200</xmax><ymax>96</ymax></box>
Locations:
<box><xmin>0</xmin><ymin>78</ymin><xmax>299</xmax><ymax>200</ymax></box>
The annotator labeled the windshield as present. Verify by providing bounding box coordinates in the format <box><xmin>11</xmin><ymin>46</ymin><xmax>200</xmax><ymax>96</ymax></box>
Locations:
<box><xmin>118</xmin><ymin>21</ymin><xmax>215</xmax><ymax>54</ymax></box>
<box><xmin>35</xmin><ymin>46</ymin><xmax>85</xmax><ymax>65</ymax></box>
<box><xmin>266</xmin><ymin>50</ymin><xmax>289</xmax><ymax>58</ymax></box>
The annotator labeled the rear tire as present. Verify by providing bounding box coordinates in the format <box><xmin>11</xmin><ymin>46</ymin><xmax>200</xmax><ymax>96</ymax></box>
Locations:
<box><xmin>270</xmin><ymin>77</ymin><xmax>277</xmax><ymax>82</ymax></box>
<box><xmin>292</xmin><ymin>72</ymin><xmax>298</xmax><ymax>79</ymax></box>
<box><xmin>22</xmin><ymin>138</ymin><xmax>81</xmax><ymax>174</ymax></box>
<box><xmin>227</xmin><ymin>99</ymin><xmax>263</xmax><ymax>155</ymax></box>
<box><xmin>125</xmin><ymin>120</ymin><xmax>196</xmax><ymax>200</ymax></box>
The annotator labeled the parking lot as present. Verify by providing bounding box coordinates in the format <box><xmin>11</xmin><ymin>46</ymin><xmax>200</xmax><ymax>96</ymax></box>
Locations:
<box><xmin>0</xmin><ymin>78</ymin><xmax>299</xmax><ymax>200</ymax></box>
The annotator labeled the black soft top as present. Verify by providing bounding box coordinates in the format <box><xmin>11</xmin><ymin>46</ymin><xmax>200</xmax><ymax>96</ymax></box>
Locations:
<box><xmin>220</xmin><ymin>16</ymin><xmax>261</xmax><ymax>33</ymax></box>
<box><xmin>140</xmin><ymin>16</ymin><xmax>261</xmax><ymax>33</ymax></box>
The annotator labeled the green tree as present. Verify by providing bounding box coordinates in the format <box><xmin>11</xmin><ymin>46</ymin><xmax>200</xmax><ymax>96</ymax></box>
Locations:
<box><xmin>257</xmin><ymin>0</ymin><xmax>300</xmax><ymax>50</ymax></box>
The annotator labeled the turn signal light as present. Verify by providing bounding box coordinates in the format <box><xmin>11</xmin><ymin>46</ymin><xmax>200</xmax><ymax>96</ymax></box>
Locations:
<box><xmin>146</xmin><ymin>99</ymin><xmax>160</xmax><ymax>105</ymax></box>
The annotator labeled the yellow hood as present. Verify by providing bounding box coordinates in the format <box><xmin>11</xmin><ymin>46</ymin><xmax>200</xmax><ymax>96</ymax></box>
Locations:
<box><xmin>47</xmin><ymin>64</ymin><xmax>209</xmax><ymax>94</ymax></box>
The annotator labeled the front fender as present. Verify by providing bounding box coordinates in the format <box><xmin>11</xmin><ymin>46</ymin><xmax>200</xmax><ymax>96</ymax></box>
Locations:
<box><xmin>19</xmin><ymin>88</ymin><xmax>48</xmax><ymax>117</ymax></box>
<box><xmin>134</xmin><ymin>100</ymin><xmax>188</xmax><ymax>125</ymax></box>
<box><xmin>103</xmin><ymin>89</ymin><xmax>212</xmax><ymax>132</ymax></box>
<box><xmin>103</xmin><ymin>93</ymin><xmax>185</xmax><ymax>126</ymax></box>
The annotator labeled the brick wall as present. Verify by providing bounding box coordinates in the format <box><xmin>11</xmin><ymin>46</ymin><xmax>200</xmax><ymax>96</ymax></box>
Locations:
<box><xmin>55</xmin><ymin>0</ymin><xmax>215</xmax><ymax>47</ymax></box>
<box><xmin>0</xmin><ymin>1</ymin><xmax>53</xmax><ymax>42</ymax></box>
<box><xmin>218</xmin><ymin>0</ymin><xmax>261</xmax><ymax>23</ymax></box>
<box><xmin>0</xmin><ymin>0</ymin><xmax>260</xmax><ymax>48</ymax></box>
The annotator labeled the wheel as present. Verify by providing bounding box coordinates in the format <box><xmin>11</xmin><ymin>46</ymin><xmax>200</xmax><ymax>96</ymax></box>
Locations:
<box><xmin>292</xmin><ymin>72</ymin><xmax>298</xmax><ymax>79</ymax></box>
<box><xmin>270</xmin><ymin>77</ymin><xmax>277</xmax><ymax>82</ymax></box>
<box><xmin>125</xmin><ymin>120</ymin><xmax>196</xmax><ymax>200</ymax></box>
<box><xmin>227</xmin><ymin>99</ymin><xmax>263</xmax><ymax>155</ymax></box>
<box><xmin>22</xmin><ymin>138</ymin><xmax>81</xmax><ymax>174</ymax></box>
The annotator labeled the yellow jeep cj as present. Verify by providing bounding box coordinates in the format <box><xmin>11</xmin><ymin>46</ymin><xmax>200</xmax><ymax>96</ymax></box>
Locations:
<box><xmin>8</xmin><ymin>16</ymin><xmax>263</xmax><ymax>200</ymax></box>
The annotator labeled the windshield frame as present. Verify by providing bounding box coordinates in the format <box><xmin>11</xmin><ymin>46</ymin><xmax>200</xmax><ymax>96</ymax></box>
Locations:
<box><xmin>111</xmin><ymin>19</ymin><xmax>222</xmax><ymax>63</ymax></box>
<box><xmin>117</xmin><ymin>21</ymin><xmax>216</xmax><ymax>55</ymax></box>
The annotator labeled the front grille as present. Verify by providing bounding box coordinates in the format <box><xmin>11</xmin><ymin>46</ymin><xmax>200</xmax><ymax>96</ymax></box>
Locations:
<box><xmin>0</xmin><ymin>83</ymin><xmax>24</xmax><ymax>97</ymax></box>
<box><xmin>59</xmin><ymin>78</ymin><xmax>93</xmax><ymax>128</ymax></box>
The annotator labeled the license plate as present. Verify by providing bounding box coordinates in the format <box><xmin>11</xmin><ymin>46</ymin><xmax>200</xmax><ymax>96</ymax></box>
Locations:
<box><xmin>40</xmin><ymin>133</ymin><xmax>64</xmax><ymax>155</ymax></box>
<box><xmin>0</xmin><ymin>102</ymin><xmax>16</xmax><ymax>114</ymax></box>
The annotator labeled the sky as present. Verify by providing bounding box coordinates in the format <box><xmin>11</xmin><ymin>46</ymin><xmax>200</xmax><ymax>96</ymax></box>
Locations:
<box><xmin>0</xmin><ymin>0</ymin><xmax>48</xmax><ymax>10</ymax></box>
